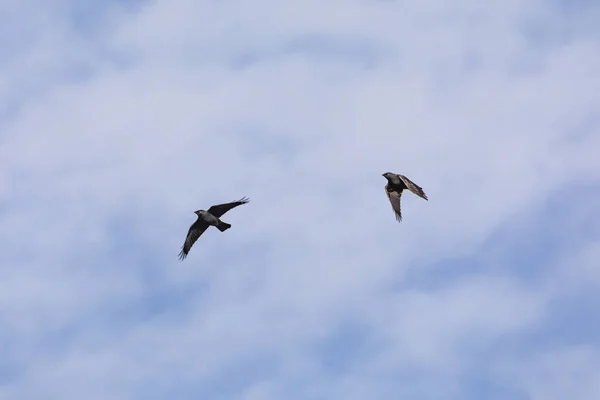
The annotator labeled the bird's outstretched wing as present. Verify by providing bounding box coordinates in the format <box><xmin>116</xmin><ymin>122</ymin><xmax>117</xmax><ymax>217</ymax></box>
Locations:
<box><xmin>385</xmin><ymin>186</ymin><xmax>403</xmax><ymax>222</ymax></box>
<box><xmin>207</xmin><ymin>197</ymin><xmax>250</xmax><ymax>218</ymax></box>
<box><xmin>178</xmin><ymin>220</ymin><xmax>209</xmax><ymax>260</ymax></box>
<box><xmin>398</xmin><ymin>175</ymin><xmax>428</xmax><ymax>200</ymax></box>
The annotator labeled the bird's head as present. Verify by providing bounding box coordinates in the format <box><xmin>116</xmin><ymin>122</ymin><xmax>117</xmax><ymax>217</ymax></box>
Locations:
<box><xmin>194</xmin><ymin>210</ymin><xmax>205</xmax><ymax>215</ymax></box>
<box><xmin>382</xmin><ymin>172</ymin><xmax>394</xmax><ymax>180</ymax></box>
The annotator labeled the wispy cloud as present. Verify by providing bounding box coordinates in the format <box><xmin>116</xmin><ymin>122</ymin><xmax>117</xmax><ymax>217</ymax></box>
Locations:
<box><xmin>1</xmin><ymin>0</ymin><xmax>599</xmax><ymax>398</ymax></box>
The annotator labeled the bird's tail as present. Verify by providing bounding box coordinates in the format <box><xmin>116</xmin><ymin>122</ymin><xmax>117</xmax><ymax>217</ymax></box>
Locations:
<box><xmin>216</xmin><ymin>221</ymin><xmax>231</xmax><ymax>232</ymax></box>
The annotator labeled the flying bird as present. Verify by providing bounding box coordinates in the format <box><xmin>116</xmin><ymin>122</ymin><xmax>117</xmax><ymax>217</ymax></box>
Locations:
<box><xmin>178</xmin><ymin>197</ymin><xmax>250</xmax><ymax>260</ymax></box>
<box><xmin>382</xmin><ymin>172</ymin><xmax>428</xmax><ymax>222</ymax></box>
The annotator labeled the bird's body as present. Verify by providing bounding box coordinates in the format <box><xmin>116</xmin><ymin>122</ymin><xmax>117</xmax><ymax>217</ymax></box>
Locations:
<box><xmin>382</xmin><ymin>172</ymin><xmax>428</xmax><ymax>221</ymax></box>
<box><xmin>178</xmin><ymin>197</ymin><xmax>249</xmax><ymax>260</ymax></box>
<box><xmin>196</xmin><ymin>210</ymin><xmax>226</xmax><ymax>228</ymax></box>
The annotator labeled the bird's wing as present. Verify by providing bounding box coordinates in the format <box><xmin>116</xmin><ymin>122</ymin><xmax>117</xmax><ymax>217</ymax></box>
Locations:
<box><xmin>207</xmin><ymin>196</ymin><xmax>250</xmax><ymax>218</ymax></box>
<box><xmin>385</xmin><ymin>186</ymin><xmax>403</xmax><ymax>222</ymax></box>
<box><xmin>398</xmin><ymin>175</ymin><xmax>428</xmax><ymax>200</ymax></box>
<box><xmin>178</xmin><ymin>220</ymin><xmax>209</xmax><ymax>260</ymax></box>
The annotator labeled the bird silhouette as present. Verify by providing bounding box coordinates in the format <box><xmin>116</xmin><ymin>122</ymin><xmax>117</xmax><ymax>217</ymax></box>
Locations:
<box><xmin>178</xmin><ymin>197</ymin><xmax>250</xmax><ymax>260</ymax></box>
<box><xmin>382</xmin><ymin>172</ymin><xmax>428</xmax><ymax>221</ymax></box>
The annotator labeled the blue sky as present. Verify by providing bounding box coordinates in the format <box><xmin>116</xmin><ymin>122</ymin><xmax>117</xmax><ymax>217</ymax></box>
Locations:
<box><xmin>1</xmin><ymin>0</ymin><xmax>600</xmax><ymax>398</ymax></box>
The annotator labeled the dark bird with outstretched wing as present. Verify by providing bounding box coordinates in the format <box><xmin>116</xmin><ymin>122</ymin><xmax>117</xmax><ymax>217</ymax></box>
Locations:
<box><xmin>178</xmin><ymin>197</ymin><xmax>250</xmax><ymax>260</ymax></box>
<box><xmin>382</xmin><ymin>172</ymin><xmax>428</xmax><ymax>222</ymax></box>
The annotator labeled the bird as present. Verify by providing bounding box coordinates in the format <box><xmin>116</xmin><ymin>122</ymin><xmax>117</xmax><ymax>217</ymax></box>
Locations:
<box><xmin>382</xmin><ymin>172</ymin><xmax>428</xmax><ymax>222</ymax></box>
<box><xmin>178</xmin><ymin>197</ymin><xmax>250</xmax><ymax>260</ymax></box>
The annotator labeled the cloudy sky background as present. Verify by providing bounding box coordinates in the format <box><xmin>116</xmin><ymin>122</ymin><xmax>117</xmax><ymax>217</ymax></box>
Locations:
<box><xmin>1</xmin><ymin>0</ymin><xmax>600</xmax><ymax>398</ymax></box>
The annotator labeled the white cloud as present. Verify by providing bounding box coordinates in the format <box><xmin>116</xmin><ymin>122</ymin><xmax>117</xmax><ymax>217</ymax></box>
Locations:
<box><xmin>1</xmin><ymin>0</ymin><xmax>599</xmax><ymax>398</ymax></box>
